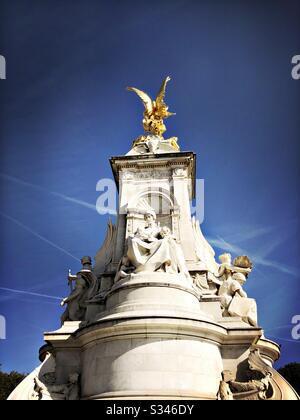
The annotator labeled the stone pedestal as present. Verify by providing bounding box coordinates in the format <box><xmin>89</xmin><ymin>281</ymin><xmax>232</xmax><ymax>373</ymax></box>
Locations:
<box><xmin>103</xmin><ymin>273</ymin><xmax>206</xmax><ymax>321</ymax></box>
<box><xmin>40</xmin><ymin>309</ymin><xmax>270</xmax><ymax>400</ymax></box>
<box><xmin>110</xmin><ymin>152</ymin><xmax>200</xmax><ymax>270</ymax></box>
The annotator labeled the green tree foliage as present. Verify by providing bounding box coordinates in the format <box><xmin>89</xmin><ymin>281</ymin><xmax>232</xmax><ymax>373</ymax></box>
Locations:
<box><xmin>278</xmin><ymin>363</ymin><xmax>300</xmax><ymax>395</ymax></box>
<box><xmin>0</xmin><ymin>368</ymin><xmax>26</xmax><ymax>400</ymax></box>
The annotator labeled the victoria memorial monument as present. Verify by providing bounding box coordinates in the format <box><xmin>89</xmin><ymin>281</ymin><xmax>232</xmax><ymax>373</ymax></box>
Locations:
<box><xmin>9</xmin><ymin>77</ymin><xmax>299</xmax><ymax>400</ymax></box>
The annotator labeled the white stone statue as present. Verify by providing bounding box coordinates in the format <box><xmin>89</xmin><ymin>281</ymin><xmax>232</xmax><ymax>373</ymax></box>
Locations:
<box><xmin>33</xmin><ymin>373</ymin><xmax>80</xmax><ymax>400</ymax></box>
<box><xmin>114</xmin><ymin>256</ymin><xmax>135</xmax><ymax>283</ymax></box>
<box><xmin>61</xmin><ymin>273</ymin><xmax>88</xmax><ymax>323</ymax></box>
<box><xmin>229</xmin><ymin>372</ymin><xmax>271</xmax><ymax>399</ymax></box>
<box><xmin>159</xmin><ymin>226</ymin><xmax>191</xmax><ymax>279</ymax></box>
<box><xmin>217</xmin><ymin>371</ymin><xmax>234</xmax><ymax>400</ymax></box>
<box><xmin>118</xmin><ymin>209</ymin><xmax>190</xmax><ymax>280</ymax></box>
<box><xmin>216</xmin><ymin>253</ymin><xmax>257</xmax><ymax>326</ymax></box>
<box><xmin>218</xmin><ymin>369</ymin><xmax>271</xmax><ymax>401</ymax></box>
<box><xmin>218</xmin><ymin>350</ymin><xmax>273</xmax><ymax>400</ymax></box>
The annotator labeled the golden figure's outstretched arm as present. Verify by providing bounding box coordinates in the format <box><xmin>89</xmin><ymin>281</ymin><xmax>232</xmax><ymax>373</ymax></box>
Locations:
<box><xmin>126</xmin><ymin>86</ymin><xmax>153</xmax><ymax>115</ymax></box>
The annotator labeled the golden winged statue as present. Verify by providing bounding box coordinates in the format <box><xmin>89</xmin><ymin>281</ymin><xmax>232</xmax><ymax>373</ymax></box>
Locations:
<box><xmin>127</xmin><ymin>76</ymin><xmax>175</xmax><ymax>138</ymax></box>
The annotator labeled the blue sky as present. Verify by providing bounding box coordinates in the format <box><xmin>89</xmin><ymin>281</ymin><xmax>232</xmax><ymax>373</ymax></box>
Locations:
<box><xmin>0</xmin><ymin>0</ymin><xmax>299</xmax><ymax>373</ymax></box>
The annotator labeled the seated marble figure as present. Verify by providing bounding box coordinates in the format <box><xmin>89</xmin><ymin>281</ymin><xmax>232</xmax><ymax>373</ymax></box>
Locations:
<box><xmin>115</xmin><ymin>210</ymin><xmax>190</xmax><ymax>281</ymax></box>
<box><xmin>216</xmin><ymin>253</ymin><xmax>257</xmax><ymax>326</ymax></box>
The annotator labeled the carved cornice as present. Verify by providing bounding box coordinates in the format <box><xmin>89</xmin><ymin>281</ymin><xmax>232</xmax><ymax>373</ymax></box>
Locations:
<box><xmin>110</xmin><ymin>152</ymin><xmax>196</xmax><ymax>198</ymax></box>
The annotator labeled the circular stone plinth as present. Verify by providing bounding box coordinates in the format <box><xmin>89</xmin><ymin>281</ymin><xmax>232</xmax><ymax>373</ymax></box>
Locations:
<box><xmin>78</xmin><ymin>317</ymin><xmax>224</xmax><ymax>400</ymax></box>
<box><xmin>101</xmin><ymin>272</ymin><xmax>211</xmax><ymax>322</ymax></box>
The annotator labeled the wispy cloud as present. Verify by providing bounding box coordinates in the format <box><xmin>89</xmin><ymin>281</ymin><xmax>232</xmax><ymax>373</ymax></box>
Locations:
<box><xmin>0</xmin><ymin>287</ymin><xmax>62</xmax><ymax>301</ymax></box>
<box><xmin>0</xmin><ymin>211</ymin><xmax>80</xmax><ymax>262</ymax></box>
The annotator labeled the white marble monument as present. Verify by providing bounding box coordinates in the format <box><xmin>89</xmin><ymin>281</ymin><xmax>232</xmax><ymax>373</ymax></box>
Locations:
<box><xmin>9</xmin><ymin>77</ymin><xmax>299</xmax><ymax>400</ymax></box>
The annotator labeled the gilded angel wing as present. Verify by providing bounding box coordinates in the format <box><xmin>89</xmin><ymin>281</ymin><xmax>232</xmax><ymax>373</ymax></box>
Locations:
<box><xmin>127</xmin><ymin>86</ymin><xmax>153</xmax><ymax>115</ymax></box>
<box><xmin>155</xmin><ymin>76</ymin><xmax>171</xmax><ymax>107</ymax></box>
<box><xmin>94</xmin><ymin>220</ymin><xmax>117</xmax><ymax>277</ymax></box>
<box><xmin>155</xmin><ymin>76</ymin><xmax>175</xmax><ymax>118</ymax></box>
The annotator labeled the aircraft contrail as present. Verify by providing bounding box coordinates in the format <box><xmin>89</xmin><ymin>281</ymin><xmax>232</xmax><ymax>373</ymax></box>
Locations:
<box><xmin>208</xmin><ymin>235</ymin><xmax>298</xmax><ymax>277</ymax></box>
<box><xmin>267</xmin><ymin>335</ymin><xmax>300</xmax><ymax>344</ymax></box>
<box><xmin>0</xmin><ymin>172</ymin><xmax>116</xmax><ymax>214</ymax></box>
<box><xmin>0</xmin><ymin>287</ymin><xmax>62</xmax><ymax>301</ymax></box>
<box><xmin>0</xmin><ymin>212</ymin><xmax>81</xmax><ymax>262</ymax></box>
